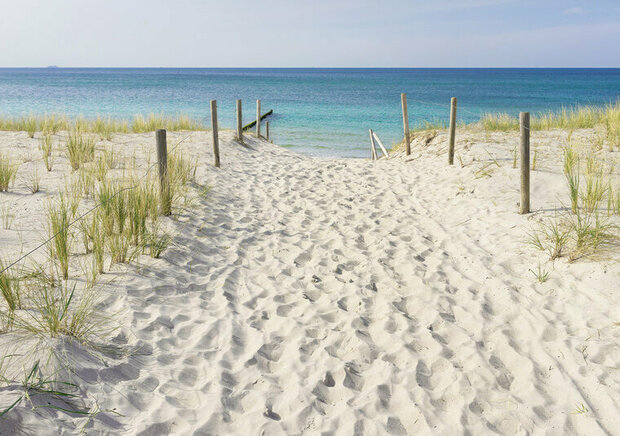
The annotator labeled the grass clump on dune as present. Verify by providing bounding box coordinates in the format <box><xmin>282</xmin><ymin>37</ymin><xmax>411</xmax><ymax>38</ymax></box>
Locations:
<box><xmin>168</xmin><ymin>150</ymin><xmax>197</xmax><ymax>204</ymax></box>
<box><xmin>41</xmin><ymin>114</ymin><xmax>70</xmax><ymax>135</ymax></box>
<box><xmin>66</xmin><ymin>128</ymin><xmax>95</xmax><ymax>171</ymax></box>
<box><xmin>605</xmin><ymin>104</ymin><xmax>620</xmax><ymax>150</ymax></box>
<box><xmin>47</xmin><ymin>194</ymin><xmax>76</xmax><ymax>280</ymax></box>
<box><xmin>530</xmin><ymin>135</ymin><xmax>619</xmax><ymax>262</ymax></box>
<box><xmin>40</xmin><ymin>133</ymin><xmax>54</xmax><ymax>171</ymax></box>
<box><xmin>0</xmin><ymin>259</ymin><xmax>22</xmax><ymax>317</ymax></box>
<box><xmin>92</xmin><ymin>116</ymin><xmax>129</xmax><ymax>141</ymax></box>
<box><xmin>563</xmin><ymin>142</ymin><xmax>580</xmax><ymax>214</ymax></box>
<box><xmin>0</xmin><ymin>154</ymin><xmax>19</xmax><ymax>192</ymax></box>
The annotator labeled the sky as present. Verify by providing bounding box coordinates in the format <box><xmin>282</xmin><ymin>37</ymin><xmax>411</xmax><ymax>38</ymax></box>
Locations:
<box><xmin>0</xmin><ymin>0</ymin><xmax>618</xmax><ymax>67</ymax></box>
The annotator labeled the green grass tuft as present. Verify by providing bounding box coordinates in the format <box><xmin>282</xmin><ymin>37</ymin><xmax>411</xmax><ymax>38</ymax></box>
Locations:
<box><xmin>0</xmin><ymin>154</ymin><xmax>19</xmax><ymax>192</ymax></box>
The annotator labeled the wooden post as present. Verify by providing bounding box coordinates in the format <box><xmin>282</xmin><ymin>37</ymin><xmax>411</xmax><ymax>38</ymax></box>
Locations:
<box><xmin>520</xmin><ymin>112</ymin><xmax>530</xmax><ymax>214</ymax></box>
<box><xmin>256</xmin><ymin>99</ymin><xmax>261</xmax><ymax>137</ymax></box>
<box><xmin>266</xmin><ymin>121</ymin><xmax>270</xmax><ymax>142</ymax></box>
<box><xmin>236</xmin><ymin>99</ymin><xmax>243</xmax><ymax>143</ymax></box>
<box><xmin>211</xmin><ymin>100</ymin><xmax>220</xmax><ymax>168</ymax></box>
<box><xmin>401</xmin><ymin>93</ymin><xmax>410</xmax><ymax>156</ymax></box>
<box><xmin>448</xmin><ymin>97</ymin><xmax>457</xmax><ymax>165</ymax></box>
<box><xmin>369</xmin><ymin>129</ymin><xmax>377</xmax><ymax>160</ymax></box>
<box><xmin>156</xmin><ymin>129</ymin><xmax>171</xmax><ymax>216</ymax></box>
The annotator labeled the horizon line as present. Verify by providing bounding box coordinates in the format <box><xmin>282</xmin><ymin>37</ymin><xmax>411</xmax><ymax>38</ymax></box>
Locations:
<box><xmin>1</xmin><ymin>66</ymin><xmax>620</xmax><ymax>69</ymax></box>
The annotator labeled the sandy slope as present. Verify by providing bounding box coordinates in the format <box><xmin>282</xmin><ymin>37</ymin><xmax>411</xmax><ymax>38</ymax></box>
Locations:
<box><xmin>0</xmin><ymin>129</ymin><xmax>618</xmax><ymax>435</ymax></box>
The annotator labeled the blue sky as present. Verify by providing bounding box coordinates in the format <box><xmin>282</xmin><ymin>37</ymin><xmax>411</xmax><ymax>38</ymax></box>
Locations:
<box><xmin>0</xmin><ymin>0</ymin><xmax>618</xmax><ymax>67</ymax></box>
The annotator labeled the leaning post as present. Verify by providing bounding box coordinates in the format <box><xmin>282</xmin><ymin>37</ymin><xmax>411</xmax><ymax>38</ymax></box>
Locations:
<box><xmin>266</xmin><ymin>121</ymin><xmax>270</xmax><ymax>142</ymax></box>
<box><xmin>211</xmin><ymin>100</ymin><xmax>220</xmax><ymax>168</ymax></box>
<box><xmin>448</xmin><ymin>97</ymin><xmax>457</xmax><ymax>165</ymax></box>
<box><xmin>156</xmin><ymin>129</ymin><xmax>171</xmax><ymax>216</ymax></box>
<box><xmin>401</xmin><ymin>93</ymin><xmax>410</xmax><ymax>156</ymax></box>
<box><xmin>519</xmin><ymin>112</ymin><xmax>530</xmax><ymax>214</ymax></box>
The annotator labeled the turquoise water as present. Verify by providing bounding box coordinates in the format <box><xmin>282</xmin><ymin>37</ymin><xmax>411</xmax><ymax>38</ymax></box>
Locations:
<box><xmin>0</xmin><ymin>68</ymin><xmax>619</xmax><ymax>157</ymax></box>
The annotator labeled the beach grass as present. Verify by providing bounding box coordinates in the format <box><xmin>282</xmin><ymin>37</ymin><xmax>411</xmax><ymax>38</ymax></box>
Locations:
<box><xmin>66</xmin><ymin>129</ymin><xmax>96</xmax><ymax>171</ymax></box>
<box><xmin>480</xmin><ymin>102</ymin><xmax>620</xmax><ymax>135</ymax></box>
<box><xmin>0</xmin><ymin>259</ymin><xmax>22</xmax><ymax>314</ymax></box>
<box><xmin>40</xmin><ymin>133</ymin><xmax>54</xmax><ymax>171</ymax></box>
<box><xmin>27</xmin><ymin>166</ymin><xmax>41</xmax><ymax>194</ymax></box>
<box><xmin>480</xmin><ymin>113</ymin><xmax>518</xmax><ymax>131</ymax></box>
<box><xmin>0</xmin><ymin>113</ymin><xmax>207</xmax><ymax>136</ymax></box>
<box><xmin>0</xmin><ymin>154</ymin><xmax>19</xmax><ymax>192</ymax></box>
<box><xmin>1</xmin><ymin>202</ymin><xmax>15</xmax><ymax>229</ymax></box>
<box><xmin>0</xmin><ymin>139</ymin><xmax>193</xmax><ymax>348</ymax></box>
<box><xmin>47</xmin><ymin>194</ymin><xmax>75</xmax><ymax>280</ymax></box>
<box><xmin>563</xmin><ymin>142</ymin><xmax>580</xmax><ymax>213</ymax></box>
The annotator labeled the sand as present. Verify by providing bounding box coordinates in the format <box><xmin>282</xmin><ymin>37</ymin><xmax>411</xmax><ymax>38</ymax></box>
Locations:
<box><xmin>0</xmin><ymin>128</ymin><xmax>618</xmax><ymax>435</ymax></box>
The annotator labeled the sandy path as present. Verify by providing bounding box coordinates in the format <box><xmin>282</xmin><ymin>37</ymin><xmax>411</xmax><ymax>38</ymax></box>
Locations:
<box><xmin>1</xmin><ymin>130</ymin><xmax>618</xmax><ymax>435</ymax></box>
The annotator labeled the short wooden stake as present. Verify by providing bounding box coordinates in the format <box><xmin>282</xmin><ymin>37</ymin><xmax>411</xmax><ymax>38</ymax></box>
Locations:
<box><xmin>401</xmin><ymin>93</ymin><xmax>410</xmax><ymax>156</ymax></box>
<box><xmin>236</xmin><ymin>99</ymin><xmax>243</xmax><ymax>143</ymax></box>
<box><xmin>448</xmin><ymin>97</ymin><xmax>457</xmax><ymax>165</ymax></box>
<box><xmin>256</xmin><ymin>99</ymin><xmax>261</xmax><ymax>137</ymax></box>
<box><xmin>266</xmin><ymin>121</ymin><xmax>270</xmax><ymax>142</ymax></box>
<box><xmin>156</xmin><ymin>129</ymin><xmax>171</xmax><ymax>216</ymax></box>
<box><xmin>211</xmin><ymin>100</ymin><xmax>220</xmax><ymax>168</ymax></box>
<box><xmin>520</xmin><ymin>112</ymin><xmax>530</xmax><ymax>214</ymax></box>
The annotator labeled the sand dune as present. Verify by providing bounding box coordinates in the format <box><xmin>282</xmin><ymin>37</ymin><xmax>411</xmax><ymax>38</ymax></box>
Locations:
<box><xmin>0</xmin><ymin>129</ymin><xmax>618</xmax><ymax>435</ymax></box>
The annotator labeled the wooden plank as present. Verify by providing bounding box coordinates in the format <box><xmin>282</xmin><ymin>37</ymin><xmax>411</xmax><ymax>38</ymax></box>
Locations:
<box><xmin>242</xmin><ymin>109</ymin><xmax>273</xmax><ymax>131</ymax></box>
<box><xmin>520</xmin><ymin>112</ymin><xmax>530</xmax><ymax>214</ymax></box>
<box><xmin>266</xmin><ymin>121</ymin><xmax>270</xmax><ymax>142</ymax></box>
<box><xmin>211</xmin><ymin>100</ymin><xmax>220</xmax><ymax>168</ymax></box>
<box><xmin>156</xmin><ymin>129</ymin><xmax>171</xmax><ymax>216</ymax></box>
<box><xmin>372</xmin><ymin>131</ymin><xmax>389</xmax><ymax>157</ymax></box>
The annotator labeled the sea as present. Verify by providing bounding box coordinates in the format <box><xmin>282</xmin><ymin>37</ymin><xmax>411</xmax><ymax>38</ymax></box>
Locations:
<box><xmin>0</xmin><ymin>68</ymin><xmax>619</xmax><ymax>157</ymax></box>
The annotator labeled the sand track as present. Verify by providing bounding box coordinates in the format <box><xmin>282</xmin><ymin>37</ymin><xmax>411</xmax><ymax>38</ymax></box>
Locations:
<box><xmin>0</xmin><ymin>130</ymin><xmax>618</xmax><ymax>435</ymax></box>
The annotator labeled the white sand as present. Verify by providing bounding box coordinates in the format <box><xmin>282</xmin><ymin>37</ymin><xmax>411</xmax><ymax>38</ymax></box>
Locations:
<box><xmin>0</xmin><ymin>128</ymin><xmax>618</xmax><ymax>435</ymax></box>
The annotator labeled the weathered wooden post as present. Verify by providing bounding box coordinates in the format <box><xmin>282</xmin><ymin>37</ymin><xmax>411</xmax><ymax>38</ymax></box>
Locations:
<box><xmin>256</xmin><ymin>99</ymin><xmax>261</xmax><ymax>137</ymax></box>
<box><xmin>266</xmin><ymin>121</ymin><xmax>270</xmax><ymax>142</ymax></box>
<box><xmin>401</xmin><ymin>93</ymin><xmax>410</xmax><ymax>156</ymax></box>
<box><xmin>236</xmin><ymin>99</ymin><xmax>243</xmax><ymax>143</ymax></box>
<box><xmin>448</xmin><ymin>97</ymin><xmax>457</xmax><ymax>165</ymax></box>
<box><xmin>211</xmin><ymin>100</ymin><xmax>220</xmax><ymax>168</ymax></box>
<box><xmin>520</xmin><ymin>112</ymin><xmax>530</xmax><ymax>214</ymax></box>
<box><xmin>156</xmin><ymin>129</ymin><xmax>171</xmax><ymax>216</ymax></box>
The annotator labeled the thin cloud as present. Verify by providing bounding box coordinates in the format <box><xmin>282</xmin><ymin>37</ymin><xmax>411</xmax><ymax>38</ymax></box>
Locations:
<box><xmin>424</xmin><ymin>0</ymin><xmax>516</xmax><ymax>11</ymax></box>
<box><xmin>564</xmin><ymin>7</ymin><xmax>583</xmax><ymax>14</ymax></box>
